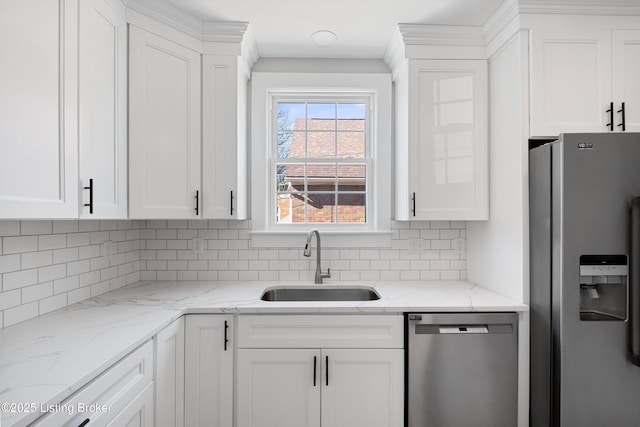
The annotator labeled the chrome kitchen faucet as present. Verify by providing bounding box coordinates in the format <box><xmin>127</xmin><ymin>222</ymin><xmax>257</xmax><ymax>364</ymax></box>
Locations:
<box><xmin>303</xmin><ymin>229</ymin><xmax>331</xmax><ymax>284</ymax></box>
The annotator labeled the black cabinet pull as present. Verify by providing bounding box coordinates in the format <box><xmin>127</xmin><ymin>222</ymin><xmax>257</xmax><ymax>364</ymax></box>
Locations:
<box><xmin>325</xmin><ymin>355</ymin><xmax>329</xmax><ymax>386</ymax></box>
<box><xmin>78</xmin><ymin>419</ymin><xmax>90</xmax><ymax>427</ymax></box>
<box><xmin>411</xmin><ymin>192</ymin><xmax>416</xmax><ymax>217</ymax></box>
<box><xmin>230</xmin><ymin>190</ymin><xmax>234</xmax><ymax>216</ymax></box>
<box><xmin>224</xmin><ymin>320</ymin><xmax>229</xmax><ymax>351</ymax></box>
<box><xmin>313</xmin><ymin>356</ymin><xmax>317</xmax><ymax>386</ymax></box>
<box><xmin>195</xmin><ymin>190</ymin><xmax>199</xmax><ymax>216</ymax></box>
<box><xmin>84</xmin><ymin>179</ymin><xmax>94</xmax><ymax>214</ymax></box>
<box><xmin>606</xmin><ymin>102</ymin><xmax>615</xmax><ymax>131</ymax></box>
<box><xmin>618</xmin><ymin>102</ymin><xmax>626</xmax><ymax>131</ymax></box>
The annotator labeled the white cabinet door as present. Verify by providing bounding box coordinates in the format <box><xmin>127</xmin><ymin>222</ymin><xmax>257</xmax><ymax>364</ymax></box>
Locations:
<box><xmin>408</xmin><ymin>59</ymin><xmax>488</xmax><ymax>220</ymax></box>
<box><xmin>236</xmin><ymin>349</ymin><xmax>321</xmax><ymax>427</ymax></box>
<box><xmin>184</xmin><ymin>315</ymin><xmax>233</xmax><ymax>427</ymax></box>
<box><xmin>530</xmin><ymin>29</ymin><xmax>613</xmax><ymax>135</ymax></box>
<box><xmin>612</xmin><ymin>30</ymin><xmax>640</xmax><ymax>132</ymax></box>
<box><xmin>79</xmin><ymin>0</ymin><xmax>127</xmax><ymax>218</ymax></box>
<box><xmin>322</xmin><ymin>349</ymin><xmax>404</xmax><ymax>427</ymax></box>
<box><xmin>155</xmin><ymin>317</ymin><xmax>185</xmax><ymax>427</ymax></box>
<box><xmin>129</xmin><ymin>26</ymin><xmax>201</xmax><ymax>219</ymax></box>
<box><xmin>107</xmin><ymin>383</ymin><xmax>154</xmax><ymax>427</ymax></box>
<box><xmin>0</xmin><ymin>0</ymin><xmax>78</xmax><ymax>218</ymax></box>
<box><xmin>202</xmin><ymin>55</ymin><xmax>248</xmax><ymax>219</ymax></box>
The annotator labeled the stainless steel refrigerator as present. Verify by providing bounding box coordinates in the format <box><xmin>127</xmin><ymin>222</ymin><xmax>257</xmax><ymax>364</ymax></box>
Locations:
<box><xmin>530</xmin><ymin>133</ymin><xmax>640</xmax><ymax>427</ymax></box>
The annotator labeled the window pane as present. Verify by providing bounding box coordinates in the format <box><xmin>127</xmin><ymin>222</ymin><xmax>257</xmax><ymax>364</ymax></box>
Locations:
<box><xmin>307</xmin><ymin>164</ymin><xmax>336</xmax><ymax>191</ymax></box>
<box><xmin>308</xmin><ymin>103</ymin><xmax>335</xmax><ymax>118</ymax></box>
<box><xmin>276</xmin><ymin>132</ymin><xmax>294</xmax><ymax>158</ymax></box>
<box><xmin>337</xmin><ymin>193</ymin><xmax>366</xmax><ymax>223</ymax></box>
<box><xmin>307</xmin><ymin>132</ymin><xmax>336</xmax><ymax>158</ymax></box>
<box><xmin>337</xmin><ymin>164</ymin><xmax>366</xmax><ymax>191</ymax></box>
<box><xmin>276</xmin><ymin>163</ymin><xmax>305</xmax><ymax>191</ymax></box>
<box><xmin>285</xmin><ymin>132</ymin><xmax>306</xmax><ymax>158</ymax></box>
<box><xmin>337</xmin><ymin>132</ymin><xmax>365</xmax><ymax>158</ymax></box>
<box><xmin>276</xmin><ymin>192</ymin><xmax>305</xmax><ymax>224</ymax></box>
<box><xmin>307</xmin><ymin>193</ymin><xmax>336</xmax><ymax>224</ymax></box>
<box><xmin>337</xmin><ymin>103</ymin><xmax>365</xmax><ymax>130</ymax></box>
<box><xmin>277</xmin><ymin>103</ymin><xmax>305</xmax><ymax>131</ymax></box>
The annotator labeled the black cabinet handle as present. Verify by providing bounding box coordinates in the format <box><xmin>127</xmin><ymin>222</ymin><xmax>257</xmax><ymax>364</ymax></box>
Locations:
<box><xmin>224</xmin><ymin>320</ymin><xmax>229</xmax><ymax>351</ymax></box>
<box><xmin>230</xmin><ymin>190</ymin><xmax>234</xmax><ymax>216</ymax></box>
<box><xmin>325</xmin><ymin>355</ymin><xmax>329</xmax><ymax>386</ymax></box>
<box><xmin>411</xmin><ymin>192</ymin><xmax>416</xmax><ymax>217</ymax></box>
<box><xmin>84</xmin><ymin>179</ymin><xmax>94</xmax><ymax>214</ymax></box>
<box><xmin>606</xmin><ymin>101</ymin><xmax>615</xmax><ymax>131</ymax></box>
<box><xmin>313</xmin><ymin>356</ymin><xmax>317</xmax><ymax>386</ymax></box>
<box><xmin>195</xmin><ymin>190</ymin><xmax>199</xmax><ymax>216</ymax></box>
<box><xmin>78</xmin><ymin>419</ymin><xmax>90</xmax><ymax>427</ymax></box>
<box><xmin>618</xmin><ymin>102</ymin><xmax>626</xmax><ymax>132</ymax></box>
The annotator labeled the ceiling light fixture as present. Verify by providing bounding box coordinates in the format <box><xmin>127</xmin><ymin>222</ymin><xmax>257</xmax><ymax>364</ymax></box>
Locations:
<box><xmin>311</xmin><ymin>30</ymin><xmax>337</xmax><ymax>47</ymax></box>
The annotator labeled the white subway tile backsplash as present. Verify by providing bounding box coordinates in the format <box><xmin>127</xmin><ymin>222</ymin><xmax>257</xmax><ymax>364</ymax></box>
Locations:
<box><xmin>22</xmin><ymin>250</ymin><xmax>53</xmax><ymax>269</ymax></box>
<box><xmin>4</xmin><ymin>301</ymin><xmax>38</xmax><ymax>327</ymax></box>
<box><xmin>1</xmin><ymin>218</ymin><xmax>467</xmax><ymax>329</ymax></box>
<box><xmin>21</xmin><ymin>220</ymin><xmax>53</xmax><ymax>235</ymax></box>
<box><xmin>0</xmin><ymin>221</ymin><xmax>21</xmax><ymax>237</ymax></box>
<box><xmin>4</xmin><ymin>269</ymin><xmax>38</xmax><ymax>290</ymax></box>
<box><xmin>22</xmin><ymin>282</ymin><xmax>53</xmax><ymax>304</ymax></box>
<box><xmin>3</xmin><ymin>236</ymin><xmax>38</xmax><ymax>254</ymax></box>
<box><xmin>0</xmin><ymin>254</ymin><xmax>21</xmax><ymax>274</ymax></box>
<box><xmin>39</xmin><ymin>293</ymin><xmax>67</xmax><ymax>315</ymax></box>
<box><xmin>0</xmin><ymin>290</ymin><xmax>21</xmax><ymax>310</ymax></box>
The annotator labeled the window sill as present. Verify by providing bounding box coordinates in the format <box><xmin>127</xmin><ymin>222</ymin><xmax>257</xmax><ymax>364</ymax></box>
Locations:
<box><xmin>249</xmin><ymin>230</ymin><xmax>392</xmax><ymax>248</ymax></box>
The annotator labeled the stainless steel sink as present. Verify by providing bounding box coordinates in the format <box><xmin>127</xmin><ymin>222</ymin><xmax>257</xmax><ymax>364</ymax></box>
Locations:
<box><xmin>261</xmin><ymin>286</ymin><xmax>380</xmax><ymax>302</ymax></box>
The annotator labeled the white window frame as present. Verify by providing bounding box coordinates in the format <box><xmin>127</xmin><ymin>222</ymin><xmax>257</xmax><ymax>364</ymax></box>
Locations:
<box><xmin>250</xmin><ymin>72</ymin><xmax>392</xmax><ymax>248</ymax></box>
<box><xmin>270</xmin><ymin>93</ymin><xmax>372</xmax><ymax>230</ymax></box>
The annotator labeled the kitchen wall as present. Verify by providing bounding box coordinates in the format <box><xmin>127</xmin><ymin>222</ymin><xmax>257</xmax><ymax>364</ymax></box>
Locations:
<box><xmin>0</xmin><ymin>220</ymin><xmax>143</xmax><ymax>329</ymax></box>
<box><xmin>138</xmin><ymin>220</ymin><xmax>466</xmax><ymax>282</ymax></box>
<box><xmin>0</xmin><ymin>219</ymin><xmax>466</xmax><ymax>329</ymax></box>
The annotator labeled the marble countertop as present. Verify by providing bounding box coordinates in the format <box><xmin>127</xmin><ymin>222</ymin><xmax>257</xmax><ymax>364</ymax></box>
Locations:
<box><xmin>0</xmin><ymin>280</ymin><xmax>526</xmax><ymax>426</ymax></box>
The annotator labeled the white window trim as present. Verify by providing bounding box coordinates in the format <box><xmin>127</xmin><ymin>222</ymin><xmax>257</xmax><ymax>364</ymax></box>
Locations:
<box><xmin>250</xmin><ymin>72</ymin><xmax>392</xmax><ymax>248</ymax></box>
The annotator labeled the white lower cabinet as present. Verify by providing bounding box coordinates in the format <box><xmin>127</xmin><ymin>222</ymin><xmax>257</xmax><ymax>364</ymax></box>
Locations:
<box><xmin>184</xmin><ymin>314</ymin><xmax>233</xmax><ymax>427</ymax></box>
<box><xmin>155</xmin><ymin>317</ymin><xmax>185</xmax><ymax>427</ymax></box>
<box><xmin>32</xmin><ymin>340</ymin><xmax>154</xmax><ymax>427</ymax></box>
<box><xmin>236</xmin><ymin>315</ymin><xmax>404</xmax><ymax>427</ymax></box>
<box><xmin>237</xmin><ymin>349</ymin><xmax>321</xmax><ymax>427</ymax></box>
<box><xmin>106</xmin><ymin>383</ymin><xmax>154</xmax><ymax>427</ymax></box>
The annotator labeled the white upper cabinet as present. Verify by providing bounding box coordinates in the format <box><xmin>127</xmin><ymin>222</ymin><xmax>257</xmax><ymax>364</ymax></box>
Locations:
<box><xmin>387</xmin><ymin>26</ymin><xmax>489</xmax><ymax>221</ymax></box>
<box><xmin>0</xmin><ymin>0</ymin><xmax>79</xmax><ymax>218</ymax></box>
<box><xmin>79</xmin><ymin>0</ymin><xmax>128</xmax><ymax>218</ymax></box>
<box><xmin>530</xmin><ymin>24</ymin><xmax>640</xmax><ymax>135</ymax></box>
<box><xmin>129</xmin><ymin>25</ymin><xmax>202</xmax><ymax>219</ymax></box>
<box><xmin>202</xmin><ymin>54</ymin><xmax>248</xmax><ymax>219</ymax></box>
<box><xmin>407</xmin><ymin>59</ymin><xmax>488</xmax><ymax>221</ymax></box>
<box><xmin>612</xmin><ymin>30</ymin><xmax>640</xmax><ymax>132</ymax></box>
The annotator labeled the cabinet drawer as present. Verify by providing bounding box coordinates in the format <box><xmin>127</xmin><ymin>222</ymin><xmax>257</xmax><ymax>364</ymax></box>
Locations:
<box><xmin>237</xmin><ymin>315</ymin><xmax>404</xmax><ymax>349</ymax></box>
<box><xmin>32</xmin><ymin>340</ymin><xmax>153</xmax><ymax>427</ymax></box>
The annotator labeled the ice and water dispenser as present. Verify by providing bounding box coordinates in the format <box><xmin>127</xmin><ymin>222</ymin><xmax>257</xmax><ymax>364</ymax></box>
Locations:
<box><xmin>579</xmin><ymin>255</ymin><xmax>628</xmax><ymax>321</ymax></box>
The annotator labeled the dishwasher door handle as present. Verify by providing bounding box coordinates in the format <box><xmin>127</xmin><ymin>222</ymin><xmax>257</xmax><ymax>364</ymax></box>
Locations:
<box><xmin>439</xmin><ymin>326</ymin><xmax>489</xmax><ymax>334</ymax></box>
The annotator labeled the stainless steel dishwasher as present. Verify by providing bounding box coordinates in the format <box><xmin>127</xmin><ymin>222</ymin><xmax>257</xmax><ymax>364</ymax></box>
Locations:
<box><xmin>406</xmin><ymin>313</ymin><xmax>518</xmax><ymax>427</ymax></box>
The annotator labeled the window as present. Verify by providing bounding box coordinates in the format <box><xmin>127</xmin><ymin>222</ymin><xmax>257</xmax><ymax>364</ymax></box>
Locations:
<box><xmin>250</xmin><ymin>72</ymin><xmax>391</xmax><ymax>247</ymax></box>
<box><xmin>273</xmin><ymin>97</ymin><xmax>370</xmax><ymax>225</ymax></box>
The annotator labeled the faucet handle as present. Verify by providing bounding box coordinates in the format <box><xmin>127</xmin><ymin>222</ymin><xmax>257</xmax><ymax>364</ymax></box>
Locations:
<box><xmin>322</xmin><ymin>268</ymin><xmax>331</xmax><ymax>279</ymax></box>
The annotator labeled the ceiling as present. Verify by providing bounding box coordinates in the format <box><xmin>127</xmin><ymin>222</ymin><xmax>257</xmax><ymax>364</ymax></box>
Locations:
<box><xmin>161</xmin><ymin>0</ymin><xmax>506</xmax><ymax>58</ymax></box>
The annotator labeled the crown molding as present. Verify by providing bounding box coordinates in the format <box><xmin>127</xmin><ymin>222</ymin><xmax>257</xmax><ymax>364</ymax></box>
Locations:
<box><xmin>125</xmin><ymin>0</ymin><xmax>204</xmax><ymax>40</ymax></box>
<box><xmin>203</xmin><ymin>21</ymin><xmax>249</xmax><ymax>43</ymax></box>
<box><xmin>398</xmin><ymin>24</ymin><xmax>486</xmax><ymax>47</ymax></box>
<box><xmin>518</xmin><ymin>0</ymin><xmax>640</xmax><ymax>16</ymax></box>
<box><xmin>483</xmin><ymin>0</ymin><xmax>520</xmax><ymax>46</ymax></box>
<box><xmin>125</xmin><ymin>0</ymin><xmax>259</xmax><ymax>64</ymax></box>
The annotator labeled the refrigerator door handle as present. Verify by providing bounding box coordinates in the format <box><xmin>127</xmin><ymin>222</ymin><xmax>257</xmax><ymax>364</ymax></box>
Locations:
<box><xmin>630</xmin><ymin>196</ymin><xmax>640</xmax><ymax>367</ymax></box>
